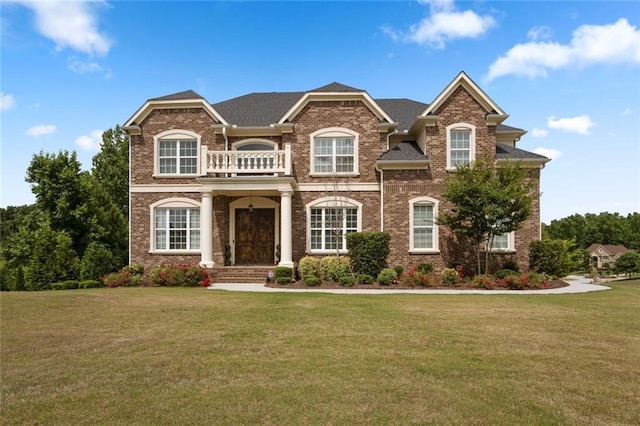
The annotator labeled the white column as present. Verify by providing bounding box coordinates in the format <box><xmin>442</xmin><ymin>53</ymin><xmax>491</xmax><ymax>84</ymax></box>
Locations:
<box><xmin>199</xmin><ymin>191</ymin><xmax>214</xmax><ymax>268</ymax></box>
<box><xmin>278</xmin><ymin>190</ymin><xmax>294</xmax><ymax>268</ymax></box>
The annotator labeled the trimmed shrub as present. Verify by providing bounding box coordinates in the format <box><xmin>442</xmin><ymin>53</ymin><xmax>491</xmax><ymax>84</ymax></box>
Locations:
<box><xmin>393</xmin><ymin>265</ymin><xmax>404</xmax><ymax>277</ymax></box>
<box><xmin>377</xmin><ymin>268</ymin><xmax>397</xmax><ymax>286</ymax></box>
<box><xmin>417</xmin><ymin>263</ymin><xmax>434</xmax><ymax>273</ymax></box>
<box><xmin>147</xmin><ymin>263</ymin><xmax>209</xmax><ymax>287</ymax></box>
<box><xmin>303</xmin><ymin>275</ymin><xmax>321</xmax><ymax>286</ymax></box>
<box><xmin>495</xmin><ymin>269</ymin><xmax>517</xmax><ymax>279</ymax></box>
<box><xmin>123</xmin><ymin>263</ymin><xmax>145</xmax><ymax>277</ymax></box>
<box><xmin>79</xmin><ymin>280</ymin><xmax>103</xmax><ymax>289</ymax></box>
<box><xmin>346</xmin><ymin>232</ymin><xmax>390</xmax><ymax>278</ymax></box>
<box><xmin>339</xmin><ymin>274</ymin><xmax>355</xmax><ymax>287</ymax></box>
<box><xmin>51</xmin><ymin>282</ymin><xmax>65</xmax><ymax>290</ymax></box>
<box><xmin>501</xmin><ymin>259</ymin><xmax>520</xmax><ymax>273</ymax></box>
<box><xmin>472</xmin><ymin>274</ymin><xmax>495</xmax><ymax>289</ymax></box>
<box><xmin>276</xmin><ymin>277</ymin><xmax>293</xmax><ymax>285</ymax></box>
<box><xmin>319</xmin><ymin>256</ymin><xmax>350</xmax><ymax>282</ymax></box>
<box><xmin>103</xmin><ymin>270</ymin><xmax>134</xmax><ymax>288</ymax></box>
<box><xmin>529</xmin><ymin>239</ymin><xmax>574</xmax><ymax>278</ymax></box>
<box><xmin>440</xmin><ymin>268</ymin><xmax>461</xmax><ymax>287</ymax></box>
<box><xmin>81</xmin><ymin>242</ymin><xmax>116</xmax><ymax>281</ymax></box>
<box><xmin>405</xmin><ymin>266</ymin><xmax>432</xmax><ymax>287</ymax></box>
<box><xmin>356</xmin><ymin>273</ymin><xmax>374</xmax><ymax>285</ymax></box>
<box><xmin>297</xmin><ymin>256</ymin><xmax>321</xmax><ymax>279</ymax></box>
<box><xmin>275</xmin><ymin>266</ymin><xmax>293</xmax><ymax>285</ymax></box>
<box><xmin>52</xmin><ymin>280</ymin><xmax>79</xmax><ymax>290</ymax></box>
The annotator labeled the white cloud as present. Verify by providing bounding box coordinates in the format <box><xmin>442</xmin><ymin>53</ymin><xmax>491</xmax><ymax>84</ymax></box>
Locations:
<box><xmin>527</xmin><ymin>26</ymin><xmax>553</xmax><ymax>42</ymax></box>
<box><xmin>75</xmin><ymin>130</ymin><xmax>103</xmax><ymax>151</ymax></box>
<box><xmin>487</xmin><ymin>18</ymin><xmax>640</xmax><ymax>81</ymax></box>
<box><xmin>26</xmin><ymin>124</ymin><xmax>56</xmax><ymax>137</ymax></box>
<box><xmin>383</xmin><ymin>0</ymin><xmax>495</xmax><ymax>49</ymax></box>
<box><xmin>0</xmin><ymin>93</ymin><xmax>16</xmax><ymax>111</ymax></box>
<box><xmin>17</xmin><ymin>0</ymin><xmax>112</xmax><ymax>56</ymax></box>
<box><xmin>547</xmin><ymin>115</ymin><xmax>595</xmax><ymax>135</ymax></box>
<box><xmin>68</xmin><ymin>57</ymin><xmax>103</xmax><ymax>73</ymax></box>
<box><xmin>533</xmin><ymin>147</ymin><xmax>562</xmax><ymax>160</ymax></box>
<box><xmin>622</xmin><ymin>108</ymin><xmax>634</xmax><ymax>116</ymax></box>
<box><xmin>531</xmin><ymin>128</ymin><xmax>548</xmax><ymax>138</ymax></box>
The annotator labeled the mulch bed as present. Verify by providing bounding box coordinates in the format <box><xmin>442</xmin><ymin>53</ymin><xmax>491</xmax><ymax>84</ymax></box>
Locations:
<box><xmin>265</xmin><ymin>279</ymin><xmax>569</xmax><ymax>291</ymax></box>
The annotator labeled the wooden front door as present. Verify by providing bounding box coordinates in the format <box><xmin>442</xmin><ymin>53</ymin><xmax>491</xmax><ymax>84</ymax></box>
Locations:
<box><xmin>235</xmin><ymin>208</ymin><xmax>275</xmax><ymax>264</ymax></box>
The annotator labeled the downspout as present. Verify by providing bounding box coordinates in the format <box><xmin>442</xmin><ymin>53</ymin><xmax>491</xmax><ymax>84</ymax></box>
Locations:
<box><xmin>127</xmin><ymin>133</ymin><xmax>132</xmax><ymax>265</ymax></box>
<box><xmin>378</xmin><ymin>130</ymin><xmax>399</xmax><ymax>231</ymax></box>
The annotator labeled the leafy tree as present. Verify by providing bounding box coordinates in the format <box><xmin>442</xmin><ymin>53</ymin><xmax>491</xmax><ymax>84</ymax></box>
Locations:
<box><xmin>0</xmin><ymin>205</ymin><xmax>35</xmax><ymax>247</ymax></box>
<box><xmin>25</xmin><ymin>150</ymin><xmax>92</xmax><ymax>256</ymax></box>
<box><xmin>91</xmin><ymin>126</ymin><xmax>129</xmax><ymax>217</ymax></box>
<box><xmin>614</xmin><ymin>251</ymin><xmax>640</xmax><ymax>276</ymax></box>
<box><xmin>544</xmin><ymin>212</ymin><xmax>639</xmax><ymax>250</ymax></box>
<box><xmin>81</xmin><ymin>242</ymin><xmax>117</xmax><ymax>281</ymax></box>
<box><xmin>438</xmin><ymin>158</ymin><xmax>534</xmax><ymax>275</ymax></box>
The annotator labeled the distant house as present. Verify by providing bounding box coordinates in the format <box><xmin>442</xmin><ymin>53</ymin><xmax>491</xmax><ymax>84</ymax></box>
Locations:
<box><xmin>123</xmin><ymin>71</ymin><xmax>550</xmax><ymax>282</ymax></box>
<box><xmin>587</xmin><ymin>244</ymin><xmax>629</xmax><ymax>269</ymax></box>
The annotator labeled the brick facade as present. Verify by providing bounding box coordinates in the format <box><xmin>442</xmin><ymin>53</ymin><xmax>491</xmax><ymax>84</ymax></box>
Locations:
<box><xmin>126</xmin><ymin>73</ymin><xmax>547</xmax><ymax>274</ymax></box>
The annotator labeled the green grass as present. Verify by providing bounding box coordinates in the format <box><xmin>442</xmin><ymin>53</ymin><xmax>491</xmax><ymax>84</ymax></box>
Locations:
<box><xmin>2</xmin><ymin>282</ymin><xmax>639</xmax><ymax>425</ymax></box>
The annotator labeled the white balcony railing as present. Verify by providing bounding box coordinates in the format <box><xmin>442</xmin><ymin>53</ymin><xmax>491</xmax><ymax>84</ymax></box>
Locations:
<box><xmin>201</xmin><ymin>145</ymin><xmax>291</xmax><ymax>176</ymax></box>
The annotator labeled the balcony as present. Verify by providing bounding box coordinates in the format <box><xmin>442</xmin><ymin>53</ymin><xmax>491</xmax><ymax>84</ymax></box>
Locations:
<box><xmin>201</xmin><ymin>145</ymin><xmax>291</xmax><ymax>176</ymax></box>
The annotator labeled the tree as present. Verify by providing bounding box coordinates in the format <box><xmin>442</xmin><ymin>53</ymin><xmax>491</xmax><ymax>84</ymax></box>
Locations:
<box><xmin>25</xmin><ymin>150</ymin><xmax>92</xmax><ymax>256</ymax></box>
<box><xmin>614</xmin><ymin>251</ymin><xmax>640</xmax><ymax>276</ymax></box>
<box><xmin>91</xmin><ymin>126</ymin><xmax>129</xmax><ymax>217</ymax></box>
<box><xmin>438</xmin><ymin>158</ymin><xmax>534</xmax><ymax>275</ymax></box>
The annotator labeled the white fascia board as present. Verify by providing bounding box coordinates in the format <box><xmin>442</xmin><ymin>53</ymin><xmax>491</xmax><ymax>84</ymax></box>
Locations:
<box><xmin>375</xmin><ymin>160</ymin><xmax>430</xmax><ymax>170</ymax></box>
<box><xmin>130</xmin><ymin>184</ymin><xmax>203</xmax><ymax>193</ymax></box>
<box><xmin>297</xmin><ymin>183</ymin><xmax>379</xmax><ymax>192</ymax></box>
<box><xmin>420</xmin><ymin>71</ymin><xmax>506</xmax><ymax>117</ymax></box>
<box><xmin>278</xmin><ymin>92</ymin><xmax>395</xmax><ymax>124</ymax></box>
<box><xmin>124</xmin><ymin>99</ymin><xmax>228</xmax><ymax>127</ymax></box>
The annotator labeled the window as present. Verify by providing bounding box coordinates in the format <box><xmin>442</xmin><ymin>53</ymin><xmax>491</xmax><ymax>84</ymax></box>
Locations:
<box><xmin>150</xmin><ymin>198</ymin><xmax>201</xmax><ymax>252</ymax></box>
<box><xmin>306</xmin><ymin>197</ymin><xmax>362</xmax><ymax>254</ymax></box>
<box><xmin>409</xmin><ymin>197</ymin><xmax>439</xmax><ymax>252</ymax></box>
<box><xmin>154</xmin><ymin>130</ymin><xmax>201</xmax><ymax>176</ymax></box>
<box><xmin>489</xmin><ymin>232</ymin><xmax>514</xmax><ymax>251</ymax></box>
<box><xmin>310</xmin><ymin>128</ymin><xmax>358</xmax><ymax>175</ymax></box>
<box><xmin>446</xmin><ymin>123</ymin><xmax>476</xmax><ymax>170</ymax></box>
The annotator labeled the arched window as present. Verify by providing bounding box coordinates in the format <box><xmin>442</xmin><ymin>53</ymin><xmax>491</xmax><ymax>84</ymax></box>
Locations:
<box><xmin>310</xmin><ymin>127</ymin><xmax>359</xmax><ymax>176</ymax></box>
<box><xmin>306</xmin><ymin>197</ymin><xmax>362</xmax><ymax>254</ymax></box>
<box><xmin>153</xmin><ymin>129</ymin><xmax>201</xmax><ymax>176</ymax></box>
<box><xmin>409</xmin><ymin>196</ymin><xmax>439</xmax><ymax>253</ymax></box>
<box><xmin>150</xmin><ymin>198</ymin><xmax>201</xmax><ymax>253</ymax></box>
<box><xmin>446</xmin><ymin>123</ymin><xmax>476</xmax><ymax>170</ymax></box>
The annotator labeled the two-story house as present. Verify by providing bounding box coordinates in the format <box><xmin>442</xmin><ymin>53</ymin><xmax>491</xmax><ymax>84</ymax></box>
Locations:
<box><xmin>124</xmin><ymin>72</ymin><xmax>549</xmax><ymax>281</ymax></box>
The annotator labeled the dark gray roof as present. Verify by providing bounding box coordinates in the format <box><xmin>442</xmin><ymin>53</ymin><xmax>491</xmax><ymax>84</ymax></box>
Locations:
<box><xmin>496</xmin><ymin>143</ymin><xmax>548</xmax><ymax>161</ymax></box>
<box><xmin>212</xmin><ymin>92</ymin><xmax>303</xmax><ymax>127</ymax></box>
<box><xmin>376</xmin><ymin>99</ymin><xmax>428</xmax><ymax>132</ymax></box>
<box><xmin>378</xmin><ymin>141</ymin><xmax>428</xmax><ymax>162</ymax></box>
<box><xmin>150</xmin><ymin>90</ymin><xmax>205</xmax><ymax>101</ymax></box>
<box><xmin>496</xmin><ymin>124</ymin><xmax>525</xmax><ymax>133</ymax></box>
<box><xmin>309</xmin><ymin>82</ymin><xmax>363</xmax><ymax>92</ymax></box>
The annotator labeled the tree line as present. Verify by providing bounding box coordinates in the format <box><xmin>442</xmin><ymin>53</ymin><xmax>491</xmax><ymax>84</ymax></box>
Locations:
<box><xmin>1</xmin><ymin>126</ymin><xmax>129</xmax><ymax>290</ymax></box>
<box><xmin>543</xmin><ymin>212</ymin><xmax>640</xmax><ymax>250</ymax></box>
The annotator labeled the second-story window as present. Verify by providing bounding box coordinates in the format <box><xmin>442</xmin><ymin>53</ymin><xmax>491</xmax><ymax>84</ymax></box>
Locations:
<box><xmin>154</xmin><ymin>130</ymin><xmax>201</xmax><ymax>176</ymax></box>
<box><xmin>446</xmin><ymin>123</ymin><xmax>476</xmax><ymax>170</ymax></box>
<box><xmin>310</xmin><ymin>128</ymin><xmax>359</xmax><ymax>176</ymax></box>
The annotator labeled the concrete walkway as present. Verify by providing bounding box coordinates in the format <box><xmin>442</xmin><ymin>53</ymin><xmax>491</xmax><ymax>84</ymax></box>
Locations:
<box><xmin>208</xmin><ymin>275</ymin><xmax>612</xmax><ymax>295</ymax></box>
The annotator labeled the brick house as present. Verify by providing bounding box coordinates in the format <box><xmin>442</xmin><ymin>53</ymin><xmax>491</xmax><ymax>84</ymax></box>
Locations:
<box><xmin>586</xmin><ymin>244</ymin><xmax>630</xmax><ymax>269</ymax></box>
<box><xmin>124</xmin><ymin>71</ymin><xmax>549</xmax><ymax>281</ymax></box>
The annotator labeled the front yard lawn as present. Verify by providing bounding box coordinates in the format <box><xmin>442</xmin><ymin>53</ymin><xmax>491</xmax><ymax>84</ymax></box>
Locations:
<box><xmin>2</xmin><ymin>280</ymin><xmax>639</xmax><ymax>424</ymax></box>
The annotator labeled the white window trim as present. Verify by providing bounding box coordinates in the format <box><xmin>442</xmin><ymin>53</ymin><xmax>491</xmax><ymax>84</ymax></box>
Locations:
<box><xmin>409</xmin><ymin>196</ymin><xmax>440</xmax><ymax>254</ymax></box>
<box><xmin>305</xmin><ymin>196</ymin><xmax>363</xmax><ymax>255</ymax></box>
<box><xmin>153</xmin><ymin>129</ymin><xmax>201</xmax><ymax>177</ymax></box>
<box><xmin>488</xmin><ymin>231</ymin><xmax>515</xmax><ymax>253</ymax></box>
<box><xmin>232</xmin><ymin>138</ymin><xmax>278</xmax><ymax>150</ymax></box>
<box><xmin>446</xmin><ymin>123</ymin><xmax>476</xmax><ymax>171</ymax></box>
<box><xmin>149</xmin><ymin>198</ymin><xmax>202</xmax><ymax>254</ymax></box>
<box><xmin>309</xmin><ymin>127</ymin><xmax>359</xmax><ymax>177</ymax></box>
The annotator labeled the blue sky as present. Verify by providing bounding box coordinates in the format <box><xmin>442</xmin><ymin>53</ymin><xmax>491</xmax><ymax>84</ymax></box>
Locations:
<box><xmin>1</xmin><ymin>0</ymin><xmax>639</xmax><ymax>223</ymax></box>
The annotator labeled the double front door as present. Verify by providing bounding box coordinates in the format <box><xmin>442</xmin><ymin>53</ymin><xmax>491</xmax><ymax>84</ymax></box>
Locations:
<box><xmin>234</xmin><ymin>208</ymin><xmax>275</xmax><ymax>264</ymax></box>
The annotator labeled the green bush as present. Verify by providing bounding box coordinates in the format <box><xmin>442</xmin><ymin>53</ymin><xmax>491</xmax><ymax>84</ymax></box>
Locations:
<box><xmin>274</xmin><ymin>266</ymin><xmax>293</xmax><ymax>279</ymax></box>
<box><xmin>346</xmin><ymin>232</ymin><xmax>390</xmax><ymax>278</ymax></box>
<box><xmin>529</xmin><ymin>239</ymin><xmax>576</xmax><ymax>278</ymax></box>
<box><xmin>405</xmin><ymin>266</ymin><xmax>432</xmax><ymax>287</ymax></box>
<box><xmin>377</xmin><ymin>268</ymin><xmax>397</xmax><ymax>286</ymax></box>
<box><xmin>356</xmin><ymin>273</ymin><xmax>374</xmax><ymax>284</ymax></box>
<box><xmin>393</xmin><ymin>265</ymin><xmax>404</xmax><ymax>277</ymax></box>
<box><xmin>417</xmin><ymin>263</ymin><xmax>434</xmax><ymax>273</ymax></box>
<box><xmin>472</xmin><ymin>274</ymin><xmax>495</xmax><ymax>289</ymax></box>
<box><xmin>147</xmin><ymin>263</ymin><xmax>210</xmax><ymax>287</ymax></box>
<box><xmin>123</xmin><ymin>263</ymin><xmax>145</xmax><ymax>276</ymax></box>
<box><xmin>103</xmin><ymin>270</ymin><xmax>134</xmax><ymax>288</ymax></box>
<box><xmin>440</xmin><ymin>268</ymin><xmax>461</xmax><ymax>287</ymax></box>
<box><xmin>303</xmin><ymin>275</ymin><xmax>321</xmax><ymax>286</ymax></box>
<box><xmin>51</xmin><ymin>282</ymin><xmax>65</xmax><ymax>290</ymax></box>
<box><xmin>52</xmin><ymin>280</ymin><xmax>79</xmax><ymax>290</ymax></box>
<box><xmin>319</xmin><ymin>257</ymin><xmax>350</xmax><ymax>282</ymax></box>
<box><xmin>500</xmin><ymin>259</ymin><xmax>520</xmax><ymax>272</ymax></box>
<box><xmin>339</xmin><ymin>274</ymin><xmax>355</xmax><ymax>287</ymax></box>
<box><xmin>276</xmin><ymin>277</ymin><xmax>293</xmax><ymax>285</ymax></box>
<box><xmin>79</xmin><ymin>280</ymin><xmax>103</xmax><ymax>289</ymax></box>
<box><xmin>81</xmin><ymin>242</ymin><xmax>117</xmax><ymax>281</ymax></box>
<box><xmin>495</xmin><ymin>269</ymin><xmax>517</xmax><ymax>279</ymax></box>
<box><xmin>297</xmin><ymin>256</ymin><xmax>321</xmax><ymax>279</ymax></box>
